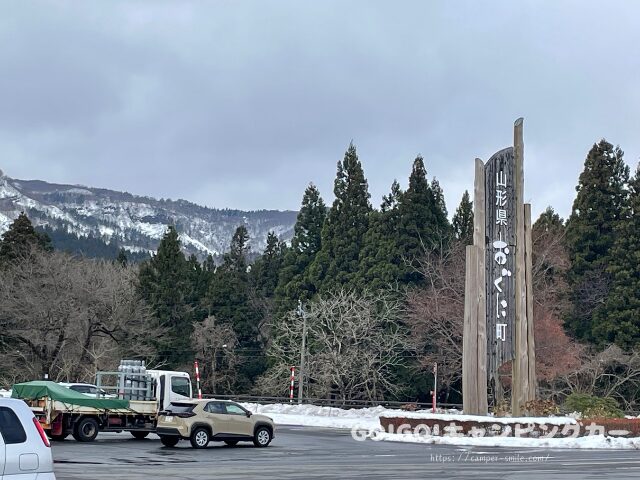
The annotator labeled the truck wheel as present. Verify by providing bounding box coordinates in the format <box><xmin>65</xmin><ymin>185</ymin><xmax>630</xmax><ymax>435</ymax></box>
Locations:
<box><xmin>72</xmin><ymin>417</ymin><xmax>99</xmax><ymax>442</ymax></box>
<box><xmin>131</xmin><ymin>431</ymin><xmax>149</xmax><ymax>440</ymax></box>
<box><xmin>49</xmin><ymin>432</ymin><xmax>69</xmax><ymax>441</ymax></box>
<box><xmin>190</xmin><ymin>427</ymin><xmax>210</xmax><ymax>449</ymax></box>
<box><xmin>253</xmin><ymin>427</ymin><xmax>272</xmax><ymax>447</ymax></box>
<box><xmin>160</xmin><ymin>435</ymin><xmax>180</xmax><ymax>447</ymax></box>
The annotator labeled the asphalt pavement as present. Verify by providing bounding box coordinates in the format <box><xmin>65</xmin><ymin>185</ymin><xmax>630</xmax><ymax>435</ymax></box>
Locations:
<box><xmin>52</xmin><ymin>426</ymin><xmax>640</xmax><ymax>479</ymax></box>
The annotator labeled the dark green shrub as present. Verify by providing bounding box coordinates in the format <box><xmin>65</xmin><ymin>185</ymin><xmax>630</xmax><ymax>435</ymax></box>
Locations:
<box><xmin>563</xmin><ymin>393</ymin><xmax>624</xmax><ymax>418</ymax></box>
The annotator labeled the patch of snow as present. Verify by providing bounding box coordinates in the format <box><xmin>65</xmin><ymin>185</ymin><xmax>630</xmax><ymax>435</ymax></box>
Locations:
<box><xmin>134</xmin><ymin>222</ymin><xmax>167</xmax><ymax>239</ymax></box>
<box><xmin>240</xmin><ymin>403</ymin><xmax>384</xmax><ymax>430</ymax></box>
<box><xmin>179</xmin><ymin>233</ymin><xmax>219</xmax><ymax>256</ymax></box>
<box><xmin>238</xmin><ymin>403</ymin><xmax>638</xmax><ymax>449</ymax></box>
<box><xmin>381</xmin><ymin>411</ymin><xmax>577</xmax><ymax>426</ymax></box>
<box><xmin>0</xmin><ymin>211</ymin><xmax>14</xmax><ymax>232</ymax></box>
<box><xmin>122</xmin><ymin>245</ymin><xmax>155</xmax><ymax>255</ymax></box>
<box><xmin>374</xmin><ymin>431</ymin><xmax>640</xmax><ymax>449</ymax></box>
<box><xmin>98</xmin><ymin>225</ymin><xmax>115</xmax><ymax>238</ymax></box>
<box><xmin>65</xmin><ymin>188</ymin><xmax>93</xmax><ymax>195</ymax></box>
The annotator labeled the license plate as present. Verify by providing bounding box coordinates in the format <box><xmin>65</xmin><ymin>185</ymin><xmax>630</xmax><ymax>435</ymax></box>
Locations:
<box><xmin>164</xmin><ymin>416</ymin><xmax>173</xmax><ymax>422</ymax></box>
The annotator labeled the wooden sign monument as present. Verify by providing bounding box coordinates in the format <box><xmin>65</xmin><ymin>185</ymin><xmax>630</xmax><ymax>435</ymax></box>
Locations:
<box><xmin>462</xmin><ymin>118</ymin><xmax>536</xmax><ymax>416</ymax></box>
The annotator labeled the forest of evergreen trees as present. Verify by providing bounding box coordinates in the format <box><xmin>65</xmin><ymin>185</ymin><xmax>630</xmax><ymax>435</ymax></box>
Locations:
<box><xmin>1</xmin><ymin>140</ymin><xmax>639</xmax><ymax>408</ymax></box>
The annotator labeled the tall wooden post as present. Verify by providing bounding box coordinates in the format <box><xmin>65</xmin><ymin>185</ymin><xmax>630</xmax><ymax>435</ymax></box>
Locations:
<box><xmin>463</xmin><ymin>245</ymin><xmax>479</xmax><ymax>414</ymax></box>
<box><xmin>463</xmin><ymin>118</ymin><xmax>536</xmax><ymax>416</ymax></box>
<box><xmin>474</xmin><ymin>159</ymin><xmax>488</xmax><ymax>415</ymax></box>
<box><xmin>512</xmin><ymin>118</ymin><xmax>528</xmax><ymax>416</ymax></box>
<box><xmin>524</xmin><ymin>203</ymin><xmax>537</xmax><ymax>401</ymax></box>
<box><xmin>463</xmin><ymin>159</ymin><xmax>488</xmax><ymax>415</ymax></box>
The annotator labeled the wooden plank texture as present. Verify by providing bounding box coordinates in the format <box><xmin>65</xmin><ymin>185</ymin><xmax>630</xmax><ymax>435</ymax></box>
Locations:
<box><xmin>525</xmin><ymin>203</ymin><xmax>537</xmax><ymax>401</ymax></box>
<box><xmin>474</xmin><ymin>159</ymin><xmax>488</xmax><ymax>414</ymax></box>
<box><xmin>512</xmin><ymin>117</ymin><xmax>528</xmax><ymax>416</ymax></box>
<box><xmin>463</xmin><ymin>245</ymin><xmax>479</xmax><ymax>414</ymax></box>
<box><xmin>484</xmin><ymin>147</ymin><xmax>516</xmax><ymax>389</ymax></box>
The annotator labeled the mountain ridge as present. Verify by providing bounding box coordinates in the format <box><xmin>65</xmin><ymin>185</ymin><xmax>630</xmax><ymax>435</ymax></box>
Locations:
<box><xmin>0</xmin><ymin>170</ymin><xmax>298</xmax><ymax>259</ymax></box>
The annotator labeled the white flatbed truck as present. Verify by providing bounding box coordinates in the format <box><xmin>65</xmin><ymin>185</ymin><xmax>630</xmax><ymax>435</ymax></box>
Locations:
<box><xmin>12</xmin><ymin>367</ymin><xmax>192</xmax><ymax>442</ymax></box>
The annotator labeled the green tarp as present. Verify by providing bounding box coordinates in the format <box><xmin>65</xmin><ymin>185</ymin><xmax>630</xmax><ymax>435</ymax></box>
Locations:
<box><xmin>12</xmin><ymin>381</ymin><xmax>130</xmax><ymax>410</ymax></box>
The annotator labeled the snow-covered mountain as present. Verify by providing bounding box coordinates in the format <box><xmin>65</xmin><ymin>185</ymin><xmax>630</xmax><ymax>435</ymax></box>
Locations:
<box><xmin>0</xmin><ymin>169</ymin><xmax>297</xmax><ymax>259</ymax></box>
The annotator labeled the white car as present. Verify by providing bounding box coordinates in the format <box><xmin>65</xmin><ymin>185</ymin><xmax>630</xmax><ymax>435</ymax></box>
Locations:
<box><xmin>0</xmin><ymin>398</ymin><xmax>56</xmax><ymax>479</ymax></box>
<box><xmin>58</xmin><ymin>383</ymin><xmax>116</xmax><ymax>398</ymax></box>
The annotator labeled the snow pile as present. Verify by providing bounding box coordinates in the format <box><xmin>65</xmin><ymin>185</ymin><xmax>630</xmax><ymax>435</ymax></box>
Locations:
<box><xmin>381</xmin><ymin>410</ymin><xmax>577</xmax><ymax>426</ymax></box>
<box><xmin>0</xmin><ymin>389</ymin><xmax>12</xmax><ymax>398</ymax></box>
<box><xmin>374</xmin><ymin>431</ymin><xmax>640</xmax><ymax>449</ymax></box>
<box><xmin>241</xmin><ymin>402</ymin><xmax>387</xmax><ymax>430</ymax></box>
<box><xmin>240</xmin><ymin>402</ymin><xmax>575</xmax><ymax>429</ymax></box>
<box><xmin>239</xmin><ymin>402</ymin><xmax>640</xmax><ymax>449</ymax></box>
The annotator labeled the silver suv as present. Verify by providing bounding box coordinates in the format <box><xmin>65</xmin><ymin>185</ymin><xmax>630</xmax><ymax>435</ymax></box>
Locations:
<box><xmin>0</xmin><ymin>398</ymin><xmax>56</xmax><ymax>479</ymax></box>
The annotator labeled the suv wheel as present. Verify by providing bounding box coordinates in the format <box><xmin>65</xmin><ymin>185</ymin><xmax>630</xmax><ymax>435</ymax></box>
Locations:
<box><xmin>253</xmin><ymin>427</ymin><xmax>272</xmax><ymax>448</ymax></box>
<box><xmin>160</xmin><ymin>435</ymin><xmax>180</xmax><ymax>447</ymax></box>
<box><xmin>190</xmin><ymin>427</ymin><xmax>210</xmax><ymax>449</ymax></box>
<box><xmin>72</xmin><ymin>417</ymin><xmax>99</xmax><ymax>442</ymax></box>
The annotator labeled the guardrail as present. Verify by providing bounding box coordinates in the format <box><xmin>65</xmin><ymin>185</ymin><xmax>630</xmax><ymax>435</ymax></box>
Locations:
<box><xmin>201</xmin><ymin>393</ymin><xmax>462</xmax><ymax>411</ymax></box>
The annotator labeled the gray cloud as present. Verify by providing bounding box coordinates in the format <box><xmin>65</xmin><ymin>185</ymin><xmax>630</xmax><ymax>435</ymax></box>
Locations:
<box><xmin>1</xmin><ymin>0</ymin><xmax>638</xmax><ymax>218</ymax></box>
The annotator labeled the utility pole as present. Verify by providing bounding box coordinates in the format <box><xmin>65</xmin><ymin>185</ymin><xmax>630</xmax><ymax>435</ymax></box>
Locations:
<box><xmin>297</xmin><ymin>300</ymin><xmax>307</xmax><ymax>404</ymax></box>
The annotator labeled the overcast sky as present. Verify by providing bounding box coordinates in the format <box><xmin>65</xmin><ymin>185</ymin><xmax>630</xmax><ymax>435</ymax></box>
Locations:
<box><xmin>1</xmin><ymin>1</ymin><xmax>638</xmax><ymax>219</ymax></box>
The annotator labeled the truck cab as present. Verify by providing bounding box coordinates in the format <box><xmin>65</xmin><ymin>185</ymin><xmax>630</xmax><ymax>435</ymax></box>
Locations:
<box><xmin>146</xmin><ymin>370</ymin><xmax>192</xmax><ymax>411</ymax></box>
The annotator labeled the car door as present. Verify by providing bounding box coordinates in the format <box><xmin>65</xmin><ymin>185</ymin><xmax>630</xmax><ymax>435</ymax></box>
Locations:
<box><xmin>0</xmin><ymin>426</ymin><xmax>5</xmax><ymax>480</ymax></box>
<box><xmin>222</xmin><ymin>403</ymin><xmax>253</xmax><ymax>437</ymax></box>
<box><xmin>0</xmin><ymin>406</ymin><xmax>35</xmax><ymax>480</ymax></box>
<box><xmin>203</xmin><ymin>402</ymin><xmax>230</xmax><ymax>436</ymax></box>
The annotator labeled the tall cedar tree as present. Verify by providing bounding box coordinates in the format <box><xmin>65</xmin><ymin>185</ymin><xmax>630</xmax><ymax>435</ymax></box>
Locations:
<box><xmin>138</xmin><ymin>226</ymin><xmax>193</xmax><ymax>366</ymax></box>
<box><xmin>565</xmin><ymin>140</ymin><xmax>630</xmax><ymax>341</ymax></box>
<box><xmin>397</xmin><ymin>156</ymin><xmax>451</xmax><ymax>283</ymax></box>
<box><xmin>452</xmin><ymin>190</ymin><xmax>474</xmax><ymax>244</ymax></box>
<box><xmin>116</xmin><ymin>248</ymin><xmax>128</xmax><ymax>267</ymax></box>
<box><xmin>357</xmin><ymin>180</ymin><xmax>404</xmax><ymax>290</ymax></box>
<box><xmin>431</xmin><ymin>178</ymin><xmax>449</xmax><ymax>227</ymax></box>
<box><xmin>307</xmin><ymin>144</ymin><xmax>371</xmax><ymax>292</ymax></box>
<box><xmin>251</xmin><ymin>232</ymin><xmax>286</xmax><ymax>298</ymax></box>
<box><xmin>592</xmin><ymin>165</ymin><xmax>640</xmax><ymax>349</ymax></box>
<box><xmin>186</xmin><ymin>253</ymin><xmax>210</xmax><ymax>322</ymax></box>
<box><xmin>0</xmin><ymin>212</ymin><xmax>52</xmax><ymax>264</ymax></box>
<box><xmin>274</xmin><ymin>184</ymin><xmax>326</xmax><ymax>314</ymax></box>
<box><xmin>207</xmin><ymin>225</ymin><xmax>264</xmax><ymax>388</ymax></box>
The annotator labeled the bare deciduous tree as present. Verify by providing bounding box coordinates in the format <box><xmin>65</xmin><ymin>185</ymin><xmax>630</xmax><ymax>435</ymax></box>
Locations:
<box><xmin>0</xmin><ymin>248</ymin><xmax>163</xmax><ymax>386</ymax></box>
<box><xmin>256</xmin><ymin>289</ymin><xmax>411</xmax><ymax>403</ymax></box>
<box><xmin>405</xmin><ymin>241</ymin><xmax>466</xmax><ymax>400</ymax></box>
<box><xmin>191</xmin><ymin>315</ymin><xmax>239</xmax><ymax>394</ymax></box>
<box><xmin>545</xmin><ymin>345</ymin><xmax>640</xmax><ymax>410</ymax></box>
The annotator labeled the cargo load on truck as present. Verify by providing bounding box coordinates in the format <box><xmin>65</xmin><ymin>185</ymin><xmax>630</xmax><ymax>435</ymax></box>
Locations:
<box><xmin>12</xmin><ymin>381</ymin><xmax>130</xmax><ymax>410</ymax></box>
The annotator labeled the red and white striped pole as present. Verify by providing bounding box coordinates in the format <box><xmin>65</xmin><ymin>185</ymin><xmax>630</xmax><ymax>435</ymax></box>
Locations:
<box><xmin>289</xmin><ymin>366</ymin><xmax>296</xmax><ymax>403</ymax></box>
<box><xmin>432</xmin><ymin>363</ymin><xmax>437</xmax><ymax>413</ymax></box>
<box><xmin>194</xmin><ymin>360</ymin><xmax>202</xmax><ymax>399</ymax></box>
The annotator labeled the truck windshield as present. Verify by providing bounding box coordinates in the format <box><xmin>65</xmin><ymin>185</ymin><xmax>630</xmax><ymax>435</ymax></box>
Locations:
<box><xmin>166</xmin><ymin>403</ymin><xmax>195</xmax><ymax>413</ymax></box>
<box><xmin>171</xmin><ymin>376</ymin><xmax>191</xmax><ymax>397</ymax></box>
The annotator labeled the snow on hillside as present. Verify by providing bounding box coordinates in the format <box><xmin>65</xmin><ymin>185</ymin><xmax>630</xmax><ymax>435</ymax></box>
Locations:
<box><xmin>0</xmin><ymin>172</ymin><xmax>297</xmax><ymax>258</ymax></box>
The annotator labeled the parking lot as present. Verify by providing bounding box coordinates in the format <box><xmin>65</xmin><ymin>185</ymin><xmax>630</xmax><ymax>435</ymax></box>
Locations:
<box><xmin>51</xmin><ymin>426</ymin><xmax>640</xmax><ymax>479</ymax></box>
